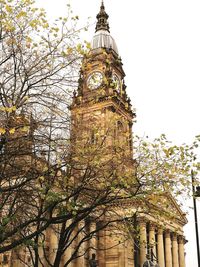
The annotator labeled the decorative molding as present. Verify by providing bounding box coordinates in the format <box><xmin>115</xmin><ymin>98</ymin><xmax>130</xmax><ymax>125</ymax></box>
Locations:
<box><xmin>149</xmin><ymin>223</ymin><xmax>156</xmax><ymax>231</ymax></box>
<box><xmin>164</xmin><ymin>229</ymin><xmax>171</xmax><ymax>238</ymax></box>
<box><xmin>157</xmin><ymin>227</ymin><xmax>164</xmax><ymax>235</ymax></box>
<box><xmin>172</xmin><ymin>233</ymin><xmax>178</xmax><ymax>241</ymax></box>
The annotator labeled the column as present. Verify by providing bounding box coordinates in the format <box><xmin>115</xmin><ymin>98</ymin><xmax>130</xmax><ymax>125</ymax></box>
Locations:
<box><xmin>98</xmin><ymin>223</ymin><xmax>105</xmax><ymax>267</ymax></box>
<box><xmin>11</xmin><ymin>247</ymin><xmax>26</xmax><ymax>267</ymax></box>
<box><xmin>157</xmin><ymin>228</ymin><xmax>165</xmax><ymax>267</ymax></box>
<box><xmin>1</xmin><ymin>253</ymin><xmax>10</xmax><ymax>267</ymax></box>
<box><xmin>138</xmin><ymin>220</ymin><xmax>147</xmax><ymax>266</ymax></box>
<box><xmin>118</xmin><ymin>240</ymin><xmax>126</xmax><ymax>266</ymax></box>
<box><xmin>38</xmin><ymin>234</ymin><xmax>45</xmax><ymax>266</ymax></box>
<box><xmin>127</xmin><ymin>238</ymin><xmax>135</xmax><ymax>267</ymax></box>
<box><xmin>61</xmin><ymin>221</ymin><xmax>72</xmax><ymax>267</ymax></box>
<box><xmin>76</xmin><ymin>221</ymin><xmax>87</xmax><ymax>267</ymax></box>
<box><xmin>11</xmin><ymin>249</ymin><xmax>21</xmax><ymax>267</ymax></box>
<box><xmin>62</xmin><ymin>243</ymin><xmax>72</xmax><ymax>267</ymax></box>
<box><xmin>165</xmin><ymin>230</ymin><xmax>172</xmax><ymax>267</ymax></box>
<box><xmin>89</xmin><ymin>221</ymin><xmax>97</xmax><ymax>259</ymax></box>
<box><xmin>172</xmin><ymin>233</ymin><xmax>179</xmax><ymax>267</ymax></box>
<box><xmin>70</xmin><ymin>225</ymin><xmax>79</xmax><ymax>267</ymax></box>
<box><xmin>149</xmin><ymin>224</ymin><xmax>156</xmax><ymax>262</ymax></box>
<box><xmin>178</xmin><ymin>236</ymin><xmax>185</xmax><ymax>267</ymax></box>
<box><xmin>48</xmin><ymin>226</ymin><xmax>57</xmax><ymax>265</ymax></box>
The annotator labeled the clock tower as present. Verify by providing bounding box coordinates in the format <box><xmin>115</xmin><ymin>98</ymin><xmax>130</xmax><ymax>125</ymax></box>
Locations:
<box><xmin>70</xmin><ymin>2</ymin><xmax>187</xmax><ymax>267</ymax></box>
<box><xmin>71</xmin><ymin>1</ymin><xmax>136</xmax><ymax>162</ymax></box>
<box><xmin>70</xmin><ymin>3</ymin><xmax>136</xmax><ymax>266</ymax></box>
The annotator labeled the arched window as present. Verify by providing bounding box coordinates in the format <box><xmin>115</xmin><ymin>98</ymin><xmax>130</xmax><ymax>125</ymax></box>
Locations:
<box><xmin>3</xmin><ymin>254</ymin><xmax>9</xmax><ymax>264</ymax></box>
<box><xmin>117</xmin><ymin>121</ymin><xmax>123</xmax><ymax>133</ymax></box>
<box><xmin>91</xmin><ymin>130</ymin><xmax>95</xmax><ymax>144</ymax></box>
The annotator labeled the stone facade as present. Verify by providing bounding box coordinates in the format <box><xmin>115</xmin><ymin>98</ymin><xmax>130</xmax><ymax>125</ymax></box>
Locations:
<box><xmin>0</xmin><ymin>2</ymin><xmax>188</xmax><ymax>267</ymax></box>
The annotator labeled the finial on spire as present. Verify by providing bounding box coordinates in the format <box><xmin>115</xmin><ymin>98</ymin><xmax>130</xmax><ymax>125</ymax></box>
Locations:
<box><xmin>95</xmin><ymin>0</ymin><xmax>110</xmax><ymax>33</ymax></box>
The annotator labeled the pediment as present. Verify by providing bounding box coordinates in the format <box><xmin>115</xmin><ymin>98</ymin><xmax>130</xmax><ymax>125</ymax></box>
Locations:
<box><xmin>146</xmin><ymin>192</ymin><xmax>188</xmax><ymax>225</ymax></box>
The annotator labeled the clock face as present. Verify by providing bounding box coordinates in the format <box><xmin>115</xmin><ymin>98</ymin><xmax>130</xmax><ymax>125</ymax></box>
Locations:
<box><xmin>87</xmin><ymin>71</ymin><xmax>103</xmax><ymax>90</ymax></box>
<box><xmin>112</xmin><ymin>74</ymin><xmax>121</xmax><ymax>92</ymax></box>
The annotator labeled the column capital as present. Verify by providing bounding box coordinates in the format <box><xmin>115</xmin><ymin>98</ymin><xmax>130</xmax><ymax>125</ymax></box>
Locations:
<box><xmin>157</xmin><ymin>227</ymin><xmax>164</xmax><ymax>235</ymax></box>
<box><xmin>137</xmin><ymin>217</ymin><xmax>147</xmax><ymax>227</ymax></box>
<box><xmin>178</xmin><ymin>235</ymin><xmax>186</xmax><ymax>244</ymax></box>
<box><xmin>164</xmin><ymin>229</ymin><xmax>171</xmax><ymax>238</ymax></box>
<box><xmin>149</xmin><ymin>223</ymin><xmax>156</xmax><ymax>231</ymax></box>
<box><xmin>172</xmin><ymin>233</ymin><xmax>177</xmax><ymax>241</ymax></box>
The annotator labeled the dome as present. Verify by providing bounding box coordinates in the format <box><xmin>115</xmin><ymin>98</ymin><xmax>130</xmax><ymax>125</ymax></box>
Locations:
<box><xmin>91</xmin><ymin>30</ymin><xmax>118</xmax><ymax>54</ymax></box>
<box><xmin>91</xmin><ymin>1</ymin><xmax>119</xmax><ymax>55</ymax></box>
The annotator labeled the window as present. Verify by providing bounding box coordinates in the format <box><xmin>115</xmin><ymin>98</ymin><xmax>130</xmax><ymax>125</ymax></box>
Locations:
<box><xmin>3</xmin><ymin>255</ymin><xmax>9</xmax><ymax>264</ymax></box>
<box><xmin>117</xmin><ymin>121</ymin><xmax>123</xmax><ymax>133</ymax></box>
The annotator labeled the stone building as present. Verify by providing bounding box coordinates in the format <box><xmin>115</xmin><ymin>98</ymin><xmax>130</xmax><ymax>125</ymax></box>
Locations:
<box><xmin>69</xmin><ymin>2</ymin><xmax>187</xmax><ymax>267</ymax></box>
<box><xmin>0</xmin><ymin>1</ymin><xmax>187</xmax><ymax>267</ymax></box>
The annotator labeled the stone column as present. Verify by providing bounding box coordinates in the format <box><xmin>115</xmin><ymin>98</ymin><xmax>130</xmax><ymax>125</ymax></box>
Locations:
<box><xmin>89</xmin><ymin>221</ymin><xmax>97</xmax><ymax>259</ymax></box>
<box><xmin>149</xmin><ymin>224</ymin><xmax>156</xmax><ymax>262</ymax></box>
<box><xmin>172</xmin><ymin>233</ymin><xmax>179</xmax><ymax>267</ymax></box>
<box><xmin>126</xmin><ymin>238</ymin><xmax>135</xmax><ymax>267</ymax></box>
<box><xmin>138</xmin><ymin>220</ymin><xmax>147</xmax><ymax>266</ymax></box>
<box><xmin>165</xmin><ymin>230</ymin><xmax>172</xmax><ymax>267</ymax></box>
<box><xmin>178</xmin><ymin>236</ymin><xmax>186</xmax><ymax>267</ymax></box>
<box><xmin>48</xmin><ymin>226</ymin><xmax>57</xmax><ymax>265</ymax></box>
<box><xmin>157</xmin><ymin>228</ymin><xmax>165</xmax><ymax>267</ymax></box>
<box><xmin>62</xmin><ymin>240</ymin><xmax>72</xmax><ymax>267</ymax></box>
<box><xmin>1</xmin><ymin>253</ymin><xmax>10</xmax><ymax>267</ymax></box>
<box><xmin>76</xmin><ymin>221</ymin><xmax>87</xmax><ymax>267</ymax></box>
<box><xmin>38</xmin><ymin>234</ymin><xmax>46</xmax><ymax>267</ymax></box>
<box><xmin>61</xmin><ymin>221</ymin><xmax>72</xmax><ymax>267</ymax></box>
<box><xmin>118</xmin><ymin>240</ymin><xmax>126</xmax><ymax>266</ymax></box>
<box><xmin>70</xmin><ymin>225</ymin><xmax>79</xmax><ymax>267</ymax></box>
<box><xmin>98</xmin><ymin>224</ymin><xmax>105</xmax><ymax>267</ymax></box>
<box><xmin>11</xmin><ymin>248</ymin><xmax>21</xmax><ymax>267</ymax></box>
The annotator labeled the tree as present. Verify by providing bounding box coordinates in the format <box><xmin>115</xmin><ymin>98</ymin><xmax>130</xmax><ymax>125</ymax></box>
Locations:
<box><xmin>0</xmin><ymin>0</ymin><xmax>86</xmax><ymax>254</ymax></box>
<box><xmin>0</xmin><ymin>1</ymin><xmax>138</xmax><ymax>264</ymax></box>
<box><xmin>0</xmin><ymin>1</ymin><xmax>200</xmax><ymax>267</ymax></box>
<box><xmin>13</xmin><ymin>121</ymin><xmax>200</xmax><ymax>267</ymax></box>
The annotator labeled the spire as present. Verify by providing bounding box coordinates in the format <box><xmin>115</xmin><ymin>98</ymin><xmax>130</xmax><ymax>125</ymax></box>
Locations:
<box><xmin>95</xmin><ymin>0</ymin><xmax>110</xmax><ymax>33</ymax></box>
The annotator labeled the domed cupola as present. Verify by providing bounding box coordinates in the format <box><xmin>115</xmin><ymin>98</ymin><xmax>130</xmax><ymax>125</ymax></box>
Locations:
<box><xmin>91</xmin><ymin>1</ymin><xmax>118</xmax><ymax>54</ymax></box>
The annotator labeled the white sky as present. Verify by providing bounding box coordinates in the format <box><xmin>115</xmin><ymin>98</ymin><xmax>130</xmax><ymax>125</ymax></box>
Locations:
<box><xmin>35</xmin><ymin>0</ymin><xmax>200</xmax><ymax>265</ymax></box>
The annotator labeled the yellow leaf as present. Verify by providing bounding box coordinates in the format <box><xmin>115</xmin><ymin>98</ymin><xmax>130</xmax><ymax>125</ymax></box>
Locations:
<box><xmin>9</xmin><ymin>128</ymin><xmax>15</xmax><ymax>134</ymax></box>
<box><xmin>26</xmin><ymin>37</ymin><xmax>32</xmax><ymax>43</ymax></box>
<box><xmin>5</xmin><ymin>23</ymin><xmax>15</xmax><ymax>32</ymax></box>
<box><xmin>21</xmin><ymin>126</ymin><xmax>30</xmax><ymax>132</ymax></box>
<box><xmin>16</xmin><ymin>11</ymin><xmax>26</xmax><ymax>19</ymax></box>
<box><xmin>29</xmin><ymin>20</ymin><xmax>38</xmax><ymax>28</ymax></box>
<box><xmin>67</xmin><ymin>47</ymin><xmax>73</xmax><ymax>54</ymax></box>
<box><xmin>84</xmin><ymin>41</ymin><xmax>91</xmax><ymax>49</ymax></box>
<box><xmin>0</xmin><ymin>128</ymin><xmax>6</xmax><ymax>134</ymax></box>
<box><xmin>43</xmin><ymin>23</ymin><xmax>49</xmax><ymax>29</ymax></box>
<box><xmin>5</xmin><ymin>106</ymin><xmax>16</xmax><ymax>113</ymax></box>
<box><xmin>5</xmin><ymin>5</ymin><xmax>12</xmax><ymax>13</ymax></box>
<box><xmin>39</xmin><ymin>176</ymin><xmax>45</xmax><ymax>181</ymax></box>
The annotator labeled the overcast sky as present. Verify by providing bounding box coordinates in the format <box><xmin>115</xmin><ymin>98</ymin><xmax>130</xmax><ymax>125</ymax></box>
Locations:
<box><xmin>35</xmin><ymin>0</ymin><xmax>200</xmax><ymax>265</ymax></box>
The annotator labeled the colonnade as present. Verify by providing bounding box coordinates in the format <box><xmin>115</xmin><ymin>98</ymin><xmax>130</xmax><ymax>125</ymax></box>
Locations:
<box><xmin>0</xmin><ymin>220</ymin><xmax>186</xmax><ymax>267</ymax></box>
<box><xmin>138</xmin><ymin>220</ymin><xmax>186</xmax><ymax>267</ymax></box>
